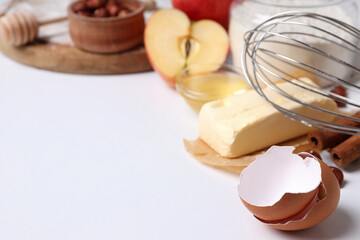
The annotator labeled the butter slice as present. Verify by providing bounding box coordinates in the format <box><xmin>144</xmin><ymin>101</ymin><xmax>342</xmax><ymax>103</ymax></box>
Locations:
<box><xmin>198</xmin><ymin>78</ymin><xmax>337</xmax><ymax>158</ymax></box>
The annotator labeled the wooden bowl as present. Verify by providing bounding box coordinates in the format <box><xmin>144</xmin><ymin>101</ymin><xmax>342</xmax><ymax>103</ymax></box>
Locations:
<box><xmin>68</xmin><ymin>1</ymin><xmax>145</xmax><ymax>54</ymax></box>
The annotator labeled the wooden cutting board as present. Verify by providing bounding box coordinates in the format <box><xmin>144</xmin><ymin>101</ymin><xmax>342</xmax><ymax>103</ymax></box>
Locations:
<box><xmin>0</xmin><ymin>39</ymin><xmax>153</xmax><ymax>75</ymax></box>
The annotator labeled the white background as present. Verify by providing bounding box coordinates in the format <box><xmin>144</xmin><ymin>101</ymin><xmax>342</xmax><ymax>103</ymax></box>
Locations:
<box><xmin>1</xmin><ymin>0</ymin><xmax>360</xmax><ymax>239</ymax></box>
<box><xmin>1</xmin><ymin>53</ymin><xmax>360</xmax><ymax>240</ymax></box>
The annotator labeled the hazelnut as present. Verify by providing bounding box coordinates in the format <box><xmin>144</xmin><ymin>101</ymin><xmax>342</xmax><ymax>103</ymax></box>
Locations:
<box><xmin>107</xmin><ymin>0</ymin><xmax>118</xmax><ymax>5</ymax></box>
<box><xmin>118</xmin><ymin>9</ymin><xmax>130</xmax><ymax>17</ymax></box>
<box><xmin>305</xmin><ymin>150</ymin><xmax>322</xmax><ymax>160</ymax></box>
<box><xmin>86</xmin><ymin>0</ymin><xmax>107</xmax><ymax>9</ymax></box>
<box><xmin>72</xmin><ymin>1</ymin><xmax>88</xmax><ymax>13</ymax></box>
<box><xmin>106</xmin><ymin>1</ymin><xmax>121</xmax><ymax>17</ymax></box>
<box><xmin>330</xmin><ymin>85</ymin><xmax>347</xmax><ymax>107</ymax></box>
<box><xmin>93</xmin><ymin>8</ymin><xmax>109</xmax><ymax>18</ymax></box>
<box><xmin>330</xmin><ymin>166</ymin><xmax>344</xmax><ymax>187</ymax></box>
<box><xmin>78</xmin><ymin>10</ymin><xmax>92</xmax><ymax>17</ymax></box>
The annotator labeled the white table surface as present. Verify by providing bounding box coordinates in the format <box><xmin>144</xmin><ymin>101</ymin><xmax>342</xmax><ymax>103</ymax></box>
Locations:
<box><xmin>1</xmin><ymin>53</ymin><xmax>360</xmax><ymax>239</ymax></box>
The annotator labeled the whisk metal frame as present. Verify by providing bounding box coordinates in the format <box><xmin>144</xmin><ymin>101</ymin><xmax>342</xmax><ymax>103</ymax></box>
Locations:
<box><xmin>242</xmin><ymin>11</ymin><xmax>360</xmax><ymax>135</ymax></box>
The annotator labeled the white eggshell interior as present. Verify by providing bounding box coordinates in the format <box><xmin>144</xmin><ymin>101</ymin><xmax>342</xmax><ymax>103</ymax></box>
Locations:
<box><xmin>238</xmin><ymin>146</ymin><xmax>321</xmax><ymax>207</ymax></box>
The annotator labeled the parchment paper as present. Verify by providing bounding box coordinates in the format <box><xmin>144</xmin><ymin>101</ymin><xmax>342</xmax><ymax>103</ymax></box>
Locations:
<box><xmin>184</xmin><ymin>136</ymin><xmax>312</xmax><ymax>174</ymax></box>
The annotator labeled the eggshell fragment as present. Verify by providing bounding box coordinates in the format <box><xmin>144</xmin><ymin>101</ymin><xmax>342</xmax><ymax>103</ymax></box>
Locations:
<box><xmin>238</xmin><ymin>146</ymin><xmax>340</xmax><ymax>231</ymax></box>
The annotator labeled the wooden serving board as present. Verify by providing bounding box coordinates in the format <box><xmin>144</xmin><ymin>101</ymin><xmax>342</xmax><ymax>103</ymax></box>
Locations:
<box><xmin>0</xmin><ymin>39</ymin><xmax>153</xmax><ymax>75</ymax></box>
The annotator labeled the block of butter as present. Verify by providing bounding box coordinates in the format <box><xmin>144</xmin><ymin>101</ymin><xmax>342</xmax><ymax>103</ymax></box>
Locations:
<box><xmin>198</xmin><ymin>78</ymin><xmax>337</xmax><ymax>158</ymax></box>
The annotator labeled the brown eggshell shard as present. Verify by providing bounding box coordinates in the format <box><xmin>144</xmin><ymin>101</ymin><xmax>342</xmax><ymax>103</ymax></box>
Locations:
<box><xmin>241</xmin><ymin>187</ymin><xmax>319</xmax><ymax>222</ymax></box>
<box><xmin>255</xmin><ymin>184</ymin><xmax>321</xmax><ymax>224</ymax></box>
<box><xmin>266</xmin><ymin>155</ymin><xmax>340</xmax><ymax>231</ymax></box>
<box><xmin>238</xmin><ymin>147</ymin><xmax>340</xmax><ymax>231</ymax></box>
<box><xmin>238</xmin><ymin>146</ymin><xmax>322</xmax><ymax>222</ymax></box>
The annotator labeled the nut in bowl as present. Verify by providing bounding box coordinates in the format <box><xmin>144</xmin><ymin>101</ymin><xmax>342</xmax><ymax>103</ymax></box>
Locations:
<box><xmin>176</xmin><ymin>64</ymin><xmax>249</xmax><ymax>112</ymax></box>
<box><xmin>68</xmin><ymin>0</ymin><xmax>145</xmax><ymax>54</ymax></box>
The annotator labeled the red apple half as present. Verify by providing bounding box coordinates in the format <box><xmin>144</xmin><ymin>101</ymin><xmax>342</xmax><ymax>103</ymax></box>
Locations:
<box><xmin>144</xmin><ymin>9</ymin><xmax>229</xmax><ymax>88</ymax></box>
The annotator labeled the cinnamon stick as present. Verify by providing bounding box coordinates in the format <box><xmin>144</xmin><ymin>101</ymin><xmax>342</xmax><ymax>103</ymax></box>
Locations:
<box><xmin>307</xmin><ymin>112</ymin><xmax>360</xmax><ymax>150</ymax></box>
<box><xmin>331</xmin><ymin>135</ymin><xmax>360</xmax><ymax>168</ymax></box>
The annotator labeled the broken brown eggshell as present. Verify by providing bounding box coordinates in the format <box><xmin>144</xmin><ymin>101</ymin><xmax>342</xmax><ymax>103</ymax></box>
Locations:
<box><xmin>238</xmin><ymin>146</ymin><xmax>340</xmax><ymax>231</ymax></box>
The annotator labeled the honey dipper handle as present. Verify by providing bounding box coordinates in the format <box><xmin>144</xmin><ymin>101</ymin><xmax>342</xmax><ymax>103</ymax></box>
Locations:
<box><xmin>39</xmin><ymin>16</ymin><xmax>68</xmax><ymax>26</ymax></box>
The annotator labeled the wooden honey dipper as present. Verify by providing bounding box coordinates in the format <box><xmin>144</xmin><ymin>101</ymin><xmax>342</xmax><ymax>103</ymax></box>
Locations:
<box><xmin>0</xmin><ymin>11</ymin><xmax>67</xmax><ymax>46</ymax></box>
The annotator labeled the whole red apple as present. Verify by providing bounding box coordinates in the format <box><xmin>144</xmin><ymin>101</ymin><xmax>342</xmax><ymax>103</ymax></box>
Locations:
<box><xmin>172</xmin><ymin>0</ymin><xmax>236</xmax><ymax>30</ymax></box>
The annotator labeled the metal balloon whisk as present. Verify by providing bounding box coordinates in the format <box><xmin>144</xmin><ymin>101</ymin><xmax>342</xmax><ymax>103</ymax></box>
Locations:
<box><xmin>242</xmin><ymin>11</ymin><xmax>360</xmax><ymax>135</ymax></box>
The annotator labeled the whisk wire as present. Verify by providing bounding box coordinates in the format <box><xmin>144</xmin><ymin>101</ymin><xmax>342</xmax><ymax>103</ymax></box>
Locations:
<box><xmin>248</xmin><ymin>29</ymin><xmax>360</xmax><ymax>84</ymax></box>
<box><xmin>242</xmin><ymin>11</ymin><xmax>360</xmax><ymax>134</ymax></box>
